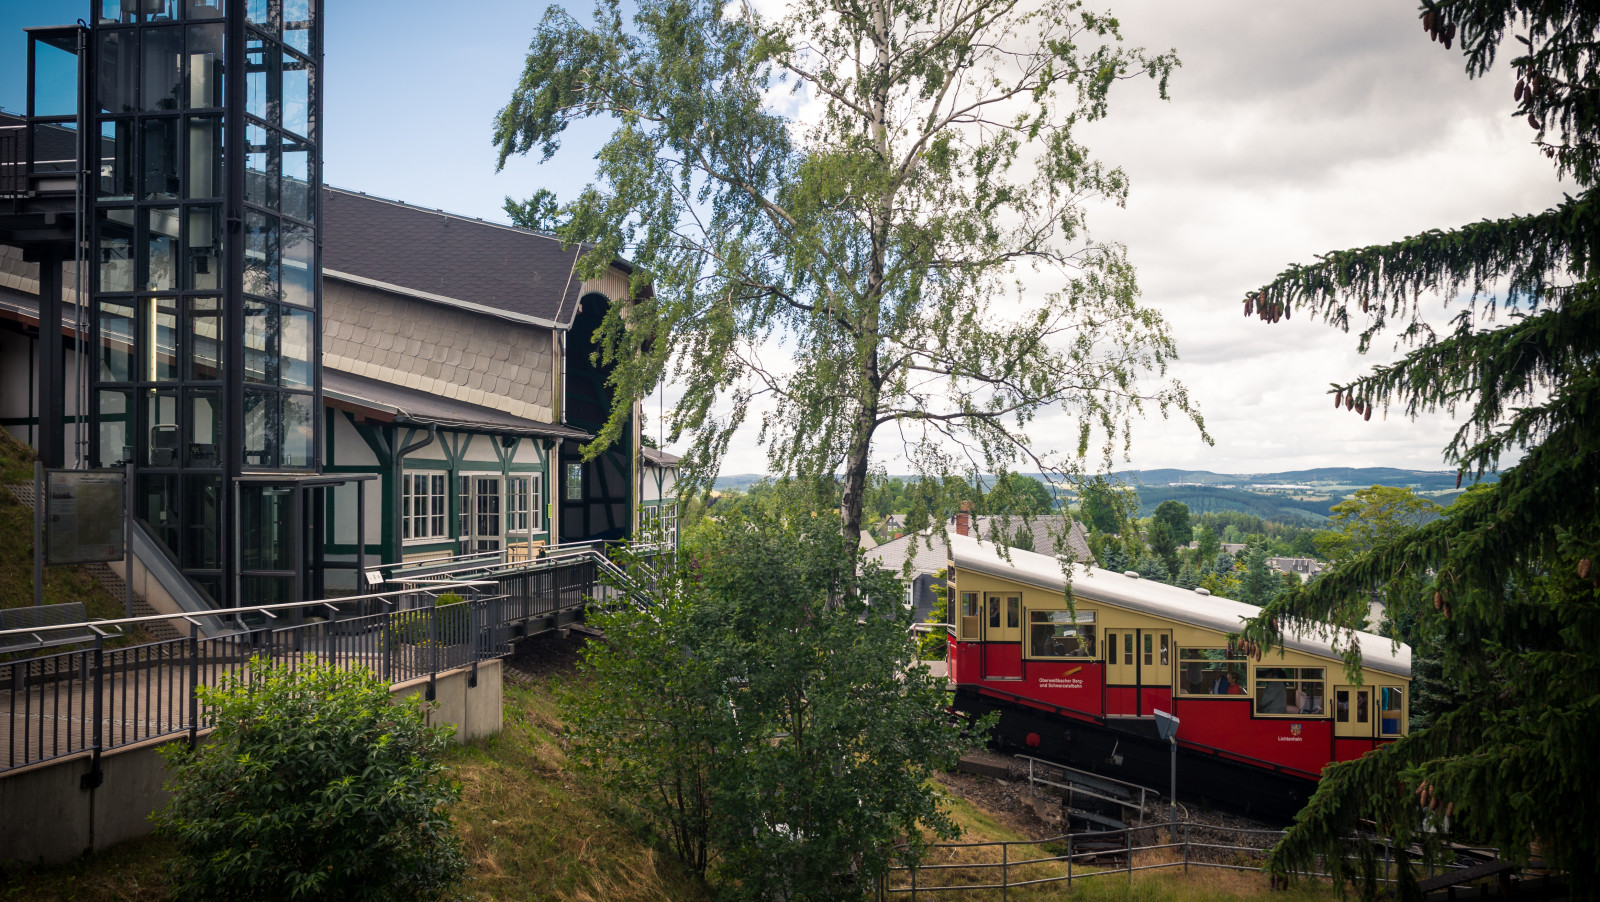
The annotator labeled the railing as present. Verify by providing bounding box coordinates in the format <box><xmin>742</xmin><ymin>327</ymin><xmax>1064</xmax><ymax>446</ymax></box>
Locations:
<box><xmin>1017</xmin><ymin>753</ymin><xmax>1151</xmax><ymax>828</ymax></box>
<box><xmin>879</xmin><ymin>824</ymin><xmax>1507</xmax><ymax>899</ymax></box>
<box><xmin>0</xmin><ymin>125</ymin><xmax>24</xmax><ymax>200</ymax></box>
<box><xmin>0</xmin><ymin>551</ymin><xmax>608</xmax><ymax>775</ymax></box>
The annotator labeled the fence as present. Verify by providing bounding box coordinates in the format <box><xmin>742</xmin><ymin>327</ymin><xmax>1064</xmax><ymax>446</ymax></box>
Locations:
<box><xmin>880</xmin><ymin>822</ymin><xmax>1505</xmax><ymax>900</ymax></box>
<box><xmin>1</xmin><ymin>551</ymin><xmax>608</xmax><ymax>775</ymax></box>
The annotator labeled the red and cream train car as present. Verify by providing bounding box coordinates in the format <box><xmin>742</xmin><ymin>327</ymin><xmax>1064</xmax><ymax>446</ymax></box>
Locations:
<box><xmin>945</xmin><ymin>533</ymin><xmax>1411</xmax><ymax>820</ymax></box>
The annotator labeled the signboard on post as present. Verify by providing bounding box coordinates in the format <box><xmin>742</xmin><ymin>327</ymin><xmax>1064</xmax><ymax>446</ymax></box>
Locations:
<box><xmin>44</xmin><ymin>469</ymin><xmax>125</xmax><ymax>565</ymax></box>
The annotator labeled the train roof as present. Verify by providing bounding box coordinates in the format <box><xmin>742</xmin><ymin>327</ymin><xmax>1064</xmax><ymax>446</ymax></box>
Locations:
<box><xmin>948</xmin><ymin>533</ymin><xmax>1411</xmax><ymax>679</ymax></box>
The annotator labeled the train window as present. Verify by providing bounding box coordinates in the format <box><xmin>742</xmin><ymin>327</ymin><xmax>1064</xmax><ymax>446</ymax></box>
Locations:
<box><xmin>1379</xmin><ymin>687</ymin><xmax>1404</xmax><ymax>736</ymax></box>
<box><xmin>1006</xmin><ymin>596</ymin><xmax>1020</xmax><ymax>629</ymax></box>
<box><xmin>1159</xmin><ymin>634</ymin><xmax>1170</xmax><ymax>666</ymax></box>
<box><xmin>1027</xmin><ymin>610</ymin><xmax>1096</xmax><ymax>658</ymax></box>
<box><xmin>1177</xmin><ymin>648</ymin><xmax>1249</xmax><ymax>697</ymax></box>
<box><xmin>989</xmin><ymin>597</ymin><xmax>1000</xmax><ymax>628</ymax></box>
<box><xmin>960</xmin><ymin>592</ymin><xmax>980</xmax><ymax>639</ymax></box>
<box><xmin>1143</xmin><ymin>634</ymin><xmax>1153</xmax><ymax>666</ymax></box>
<box><xmin>1254</xmin><ymin>667</ymin><xmax>1326</xmax><ymax>716</ymax></box>
<box><xmin>1123</xmin><ymin>633</ymin><xmax>1134</xmax><ymax>666</ymax></box>
<box><xmin>963</xmin><ymin>592</ymin><xmax>979</xmax><ymax>618</ymax></box>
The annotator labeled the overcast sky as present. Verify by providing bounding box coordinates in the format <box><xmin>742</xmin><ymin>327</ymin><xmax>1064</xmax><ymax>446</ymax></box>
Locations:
<box><xmin>1</xmin><ymin>1</ymin><xmax>1570</xmax><ymax>477</ymax></box>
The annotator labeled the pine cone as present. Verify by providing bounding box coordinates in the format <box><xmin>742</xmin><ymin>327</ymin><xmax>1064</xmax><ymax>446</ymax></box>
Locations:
<box><xmin>1244</xmin><ymin>296</ymin><xmax>1254</xmax><ymax>317</ymax></box>
<box><xmin>1445</xmin><ymin>23</ymin><xmax>1456</xmax><ymax>42</ymax></box>
<box><xmin>1455</xmin><ymin>471</ymin><xmax>1463</xmax><ymax>489</ymax></box>
<box><xmin>1515</xmin><ymin>80</ymin><xmax>1525</xmax><ymax>102</ymax></box>
<box><xmin>1433</xmin><ymin>590</ymin><xmax>1442</xmax><ymax>610</ymax></box>
<box><xmin>1529</xmin><ymin>113</ymin><xmax>1540</xmax><ymax>129</ymax></box>
<box><xmin>1579</xmin><ymin>558</ymin><xmax>1592</xmax><ymax>579</ymax></box>
<box><xmin>1364</xmin><ymin>405</ymin><xmax>1373</xmax><ymax>421</ymax></box>
<box><xmin>1334</xmin><ymin>391</ymin><xmax>1343</xmax><ymax>408</ymax></box>
<box><xmin>1422</xmin><ymin>11</ymin><xmax>1436</xmax><ymax>31</ymax></box>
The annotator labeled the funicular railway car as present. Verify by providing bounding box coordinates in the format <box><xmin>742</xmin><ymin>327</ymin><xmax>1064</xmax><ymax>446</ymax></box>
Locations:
<box><xmin>945</xmin><ymin>533</ymin><xmax>1411</xmax><ymax>821</ymax></box>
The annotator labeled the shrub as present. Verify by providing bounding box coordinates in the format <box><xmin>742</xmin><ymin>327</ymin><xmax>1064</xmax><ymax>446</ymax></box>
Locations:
<box><xmin>153</xmin><ymin>656</ymin><xmax>466</xmax><ymax>902</ymax></box>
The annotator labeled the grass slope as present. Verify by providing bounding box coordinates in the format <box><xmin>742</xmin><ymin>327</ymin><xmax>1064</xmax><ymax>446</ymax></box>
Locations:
<box><xmin>0</xmin><ymin>637</ymin><xmax>1338</xmax><ymax>901</ymax></box>
<box><xmin>0</xmin><ymin>430</ymin><xmax>131</xmax><ymax>619</ymax></box>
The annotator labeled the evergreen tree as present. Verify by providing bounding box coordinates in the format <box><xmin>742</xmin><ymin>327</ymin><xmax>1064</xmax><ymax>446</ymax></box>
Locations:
<box><xmin>1099</xmin><ymin>543</ymin><xmax>1131</xmax><ymax>573</ymax></box>
<box><xmin>1145</xmin><ymin>518</ymin><xmax>1180</xmax><ymax>575</ymax></box>
<box><xmin>1174</xmin><ymin>560</ymin><xmax>1201</xmax><ymax>591</ymax></box>
<box><xmin>1236</xmin><ymin>2</ymin><xmax>1600</xmax><ymax>895</ymax></box>
<box><xmin>1151</xmin><ymin>500</ymin><xmax>1194</xmax><ymax>546</ymax></box>
<box><xmin>1194</xmin><ymin>524</ymin><xmax>1221</xmax><ymax>569</ymax></box>
<box><xmin>1135</xmin><ymin>551</ymin><xmax>1171</xmax><ymax>584</ymax></box>
<box><xmin>1212</xmin><ymin>551</ymin><xmax>1234</xmax><ymax>575</ymax></box>
<box><xmin>1237</xmin><ymin>545</ymin><xmax>1280</xmax><ymax>608</ymax></box>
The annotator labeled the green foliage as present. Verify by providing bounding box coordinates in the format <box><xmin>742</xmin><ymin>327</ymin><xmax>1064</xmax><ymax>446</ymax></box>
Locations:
<box><xmin>152</xmin><ymin>657</ymin><xmax>466</xmax><ymax>902</ymax></box>
<box><xmin>1194</xmin><ymin>524</ymin><xmax>1221</xmax><ymax>567</ymax></box>
<box><xmin>565</xmin><ymin>495</ymin><xmax>978</xmax><ymax>899</ymax></box>
<box><xmin>1077</xmin><ymin>476</ymin><xmax>1138</xmax><ymax>535</ymax></box>
<box><xmin>919</xmin><ymin>568</ymin><xmax>951</xmax><ymax>660</ymax></box>
<box><xmin>495</xmin><ymin>0</ymin><xmax>1206</xmax><ymax>545</ymax></box>
<box><xmin>1145</xmin><ymin>518</ymin><xmax>1179</xmax><ymax>575</ymax></box>
<box><xmin>1151</xmin><ymin>500</ymin><xmax>1194</xmax><ymax>545</ymax></box>
<box><xmin>1313</xmin><ymin>487</ymin><xmax>1442</xmax><ymax>564</ymax></box>
<box><xmin>1236</xmin><ymin>3</ymin><xmax>1600</xmax><ymax>895</ymax></box>
<box><xmin>982</xmin><ymin>473</ymin><xmax>1056</xmax><ymax>516</ymax></box>
<box><xmin>1236</xmin><ymin>545</ymin><xmax>1281</xmax><ymax>608</ymax></box>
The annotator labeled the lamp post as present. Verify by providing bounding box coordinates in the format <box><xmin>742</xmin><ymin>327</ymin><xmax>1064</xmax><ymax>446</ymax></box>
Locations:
<box><xmin>1153</xmin><ymin>709</ymin><xmax>1180</xmax><ymax>843</ymax></box>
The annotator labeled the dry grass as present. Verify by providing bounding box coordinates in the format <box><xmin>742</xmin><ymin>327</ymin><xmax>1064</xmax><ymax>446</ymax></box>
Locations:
<box><xmin>893</xmin><ymin>791</ymin><xmax>1339</xmax><ymax>902</ymax></box>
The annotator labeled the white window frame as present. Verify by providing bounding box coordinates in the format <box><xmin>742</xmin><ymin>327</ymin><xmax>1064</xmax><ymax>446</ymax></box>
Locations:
<box><xmin>401</xmin><ymin>470</ymin><xmax>447</xmax><ymax>544</ymax></box>
<box><xmin>506</xmin><ymin>473</ymin><xmax>547</xmax><ymax>535</ymax></box>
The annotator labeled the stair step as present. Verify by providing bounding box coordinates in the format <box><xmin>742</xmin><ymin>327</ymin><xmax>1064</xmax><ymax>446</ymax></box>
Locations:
<box><xmin>7</xmin><ymin>483</ymin><xmax>181</xmax><ymax>642</ymax></box>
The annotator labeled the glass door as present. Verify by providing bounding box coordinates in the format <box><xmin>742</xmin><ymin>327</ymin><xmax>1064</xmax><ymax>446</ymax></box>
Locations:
<box><xmin>458</xmin><ymin>475</ymin><xmax>503</xmax><ymax>555</ymax></box>
<box><xmin>1334</xmin><ymin>686</ymin><xmax>1374</xmax><ymax>738</ymax></box>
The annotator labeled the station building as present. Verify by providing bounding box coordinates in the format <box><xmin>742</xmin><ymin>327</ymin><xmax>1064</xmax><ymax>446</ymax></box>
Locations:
<box><xmin>0</xmin><ymin>3</ymin><xmax>676</xmax><ymax>611</ymax></box>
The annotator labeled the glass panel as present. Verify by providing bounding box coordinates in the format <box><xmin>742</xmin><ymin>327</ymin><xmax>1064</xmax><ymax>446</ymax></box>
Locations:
<box><xmin>1356</xmin><ymin>690</ymin><xmax>1369</xmax><ymax>723</ymax></box>
<box><xmin>186</xmin><ymin>0</ymin><xmax>224</xmax><ymax>20</ymax></box>
<box><xmin>98</xmin><ymin>119</ymin><xmax>134</xmax><ymax>199</ymax></box>
<box><xmin>281</xmin><ymin>136</ymin><xmax>311</xmax><ymax>222</ymax></box>
<box><xmin>186</xmin><ymin>23</ymin><xmax>225</xmax><ymax>109</ymax></box>
<box><xmin>141</xmin><ymin>295</ymin><xmax>179</xmax><ymax>381</ymax></box>
<box><xmin>567</xmin><ymin>462</ymin><xmax>582</xmax><ymax>499</ymax></box>
<box><xmin>280</xmin><ymin>306</ymin><xmax>312</xmax><ymax>388</ymax></box>
<box><xmin>245</xmin><ymin>0</ymin><xmax>275</xmax><ymax>30</ymax></box>
<box><xmin>244</xmin><ymin>209</ymin><xmax>279</xmax><ymax>298</ymax></box>
<box><xmin>430</xmin><ymin>474</ymin><xmax>446</xmax><ymax>536</ymax></box>
<box><xmin>241</xmin><ymin>575</ymin><xmax>293</xmax><ymax>606</ymax></box>
<box><xmin>186</xmin><ymin>297</ymin><xmax>220</xmax><ymax>380</ymax></box>
<box><xmin>1176</xmin><ymin>648</ymin><xmax>1249</xmax><ymax>696</ymax></box>
<box><xmin>185</xmin><ymin>206</ymin><xmax>222</xmax><ymax>289</ymax></box>
<box><xmin>31</xmin><ymin>38</ymin><xmax>79</xmax><ymax>118</ymax></box>
<box><xmin>243</xmin><ymin>388</ymin><xmax>278</xmax><ymax>467</ymax></box>
<box><xmin>458</xmin><ymin>475</ymin><xmax>470</xmax><ymax>537</ymax></box>
<box><xmin>1028</xmin><ymin>611</ymin><xmax>1096</xmax><ymax>657</ymax></box>
<box><xmin>987</xmin><ymin>596</ymin><xmax>999</xmax><ymax>629</ymax></box>
<box><xmin>280</xmin><ymin>220</ymin><xmax>314</xmax><ymax>307</ymax></box>
<box><xmin>186</xmin><ymin>388</ymin><xmax>220</xmax><ymax>466</ymax></box>
<box><xmin>144</xmin><ymin>206</ymin><xmax>181</xmax><ymax>290</ymax></box>
<box><xmin>283</xmin><ymin>0</ymin><xmax>313</xmax><ymax>55</ymax></box>
<box><xmin>1006</xmin><ymin>596</ymin><xmax>1019</xmax><ymax>629</ymax></box>
<box><xmin>1143</xmin><ymin>633</ymin><xmax>1153</xmax><ymax>666</ymax></box>
<box><xmin>144</xmin><ymin>388</ymin><xmax>179</xmax><ymax>466</ymax></box>
<box><xmin>1123</xmin><ymin>632</ymin><xmax>1133</xmax><ymax>665</ymax></box>
<box><xmin>1255</xmin><ymin>667</ymin><xmax>1294</xmax><ymax>714</ymax></box>
<box><xmin>98</xmin><ymin>208</ymin><xmax>136</xmax><ymax>291</ymax></box>
<box><xmin>97</xmin><ymin>300</ymin><xmax>134</xmax><ymax>382</ymax></box>
<box><xmin>244</xmin><ymin>123</ymin><xmax>276</xmax><ymax>207</ymax></box>
<box><xmin>97</xmin><ymin>30</ymin><xmax>138</xmax><ymax>113</ymax></box>
<box><xmin>245</xmin><ymin>38</ymin><xmax>279</xmax><ymax>125</ymax></box>
<box><xmin>27</xmin><ymin>122</ymin><xmax>76</xmax><ymax>174</ymax></box>
<box><xmin>97</xmin><ymin>389</ymin><xmax>133</xmax><ymax>466</ymax></box>
<box><xmin>182</xmin><ymin>475</ymin><xmax>221</xmax><ymax>569</ymax></box>
<box><xmin>99</xmin><ymin>1</ymin><xmax>135</xmax><ymax>26</ymax></box>
<box><xmin>240</xmin><ymin>486</ymin><xmax>293</xmax><ymax>570</ymax></box>
<box><xmin>185</xmin><ymin>115</ymin><xmax>223</xmax><ymax>198</ymax></box>
<box><xmin>280</xmin><ymin>393</ymin><xmax>314</xmax><ymax>468</ymax></box>
<box><xmin>1159</xmin><ymin>635</ymin><xmax>1169</xmax><ymax>666</ymax></box>
<box><xmin>141</xmin><ymin>26</ymin><xmax>183</xmax><ymax>111</ymax></box>
<box><xmin>141</xmin><ymin>0</ymin><xmax>180</xmax><ymax>23</ymax></box>
<box><xmin>963</xmin><ymin>592</ymin><xmax>978</xmax><ymax>618</ymax></box>
<box><xmin>282</xmin><ymin>58</ymin><xmax>310</xmax><ymax>138</ymax></box>
<box><xmin>138</xmin><ymin>473</ymin><xmax>179</xmax><ymax>556</ymax></box>
<box><xmin>1380</xmin><ymin>687</ymin><xmax>1403</xmax><ymax>735</ymax></box>
<box><xmin>140</xmin><ymin>117</ymin><xmax>180</xmax><ymax>200</ymax></box>
<box><xmin>243</xmin><ymin>298</ymin><xmax>275</xmax><ymax>384</ymax></box>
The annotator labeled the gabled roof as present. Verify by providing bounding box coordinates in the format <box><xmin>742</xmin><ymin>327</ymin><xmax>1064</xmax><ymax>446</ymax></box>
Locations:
<box><xmin>642</xmin><ymin>447</ymin><xmax>681</xmax><ymax>467</ymax></box>
<box><xmin>969</xmin><ymin>515</ymin><xmax>1092</xmax><ymax>563</ymax></box>
<box><xmin>322</xmin><ymin>187</ymin><xmax>600</xmax><ymax>328</ymax></box>
<box><xmin>323</xmin><ymin>367</ymin><xmax>590</xmax><ymax>440</ymax></box>
<box><xmin>948</xmin><ymin>533</ymin><xmax>1410</xmax><ymax>677</ymax></box>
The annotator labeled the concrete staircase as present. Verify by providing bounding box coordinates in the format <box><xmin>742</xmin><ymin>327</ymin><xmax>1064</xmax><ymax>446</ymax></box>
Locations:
<box><xmin>5</xmin><ymin>483</ymin><xmax>181</xmax><ymax>642</ymax></box>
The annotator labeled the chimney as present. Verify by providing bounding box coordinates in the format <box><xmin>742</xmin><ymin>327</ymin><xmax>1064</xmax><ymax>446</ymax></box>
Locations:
<box><xmin>956</xmin><ymin>501</ymin><xmax>973</xmax><ymax>537</ymax></box>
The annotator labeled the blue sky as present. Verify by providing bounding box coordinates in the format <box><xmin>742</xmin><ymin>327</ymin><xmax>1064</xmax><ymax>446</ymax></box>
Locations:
<box><xmin>1</xmin><ymin>2</ymin><xmax>1571</xmax><ymax>476</ymax></box>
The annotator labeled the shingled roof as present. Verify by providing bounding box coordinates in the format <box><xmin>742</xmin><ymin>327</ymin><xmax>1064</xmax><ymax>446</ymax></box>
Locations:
<box><xmin>321</xmin><ymin>187</ymin><xmax>598</xmax><ymax>327</ymax></box>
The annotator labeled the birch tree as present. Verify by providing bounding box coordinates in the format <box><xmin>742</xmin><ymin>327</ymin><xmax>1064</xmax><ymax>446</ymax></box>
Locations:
<box><xmin>495</xmin><ymin>0</ymin><xmax>1206</xmax><ymax>548</ymax></box>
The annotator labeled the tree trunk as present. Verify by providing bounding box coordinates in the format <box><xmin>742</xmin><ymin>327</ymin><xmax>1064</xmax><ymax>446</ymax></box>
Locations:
<box><xmin>840</xmin><ymin>402</ymin><xmax>877</xmax><ymax>554</ymax></box>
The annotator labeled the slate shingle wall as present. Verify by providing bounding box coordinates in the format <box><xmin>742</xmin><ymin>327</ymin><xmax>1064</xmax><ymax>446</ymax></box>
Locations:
<box><xmin>323</xmin><ymin>279</ymin><xmax>556</xmax><ymax>423</ymax></box>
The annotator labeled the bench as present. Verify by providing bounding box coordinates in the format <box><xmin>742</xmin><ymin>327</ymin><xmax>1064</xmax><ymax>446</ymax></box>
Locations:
<box><xmin>0</xmin><ymin>603</ymin><xmax>109</xmax><ymax>655</ymax></box>
<box><xmin>1412</xmin><ymin>859</ymin><xmax>1516</xmax><ymax>900</ymax></box>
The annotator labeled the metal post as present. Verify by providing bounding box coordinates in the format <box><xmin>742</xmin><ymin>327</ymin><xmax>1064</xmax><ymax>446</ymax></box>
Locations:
<box><xmin>124</xmin><ymin>461</ymin><xmax>134</xmax><ymax>618</ymax></box>
<box><xmin>188</xmin><ymin>622</ymin><xmax>200</xmax><ymax>745</ymax></box>
<box><xmin>33</xmin><ymin>461</ymin><xmax>44</xmax><ymax>608</ymax></box>
<box><xmin>1001</xmin><ymin>841</ymin><xmax>1008</xmax><ymax>900</ymax></box>
<box><xmin>84</xmin><ymin>633</ymin><xmax>104</xmax><ymax>789</ymax></box>
<box><xmin>1126</xmin><ymin>828</ymin><xmax>1133</xmax><ymax>887</ymax></box>
<box><xmin>1169</xmin><ymin>737</ymin><xmax>1178</xmax><ymax>844</ymax></box>
<box><xmin>1183</xmin><ymin>821</ymin><xmax>1190</xmax><ymax>873</ymax></box>
<box><xmin>1067</xmin><ymin>835</ymin><xmax>1073</xmax><ymax>885</ymax></box>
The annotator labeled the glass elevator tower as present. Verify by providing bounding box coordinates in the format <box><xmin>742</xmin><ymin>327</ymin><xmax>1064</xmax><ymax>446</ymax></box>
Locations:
<box><xmin>87</xmin><ymin>0</ymin><xmax>322</xmax><ymax>606</ymax></box>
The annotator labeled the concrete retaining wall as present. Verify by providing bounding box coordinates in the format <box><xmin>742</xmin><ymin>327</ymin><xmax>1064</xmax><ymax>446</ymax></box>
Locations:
<box><xmin>0</xmin><ymin>658</ymin><xmax>503</xmax><ymax>865</ymax></box>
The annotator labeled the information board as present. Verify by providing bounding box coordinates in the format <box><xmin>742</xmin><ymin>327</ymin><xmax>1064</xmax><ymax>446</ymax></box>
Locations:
<box><xmin>45</xmin><ymin>469</ymin><xmax>125</xmax><ymax>565</ymax></box>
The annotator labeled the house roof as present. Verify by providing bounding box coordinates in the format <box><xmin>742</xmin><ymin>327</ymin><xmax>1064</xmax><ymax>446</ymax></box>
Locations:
<box><xmin>968</xmin><ymin>515</ymin><xmax>1093</xmax><ymax>563</ymax></box>
<box><xmin>322</xmin><ymin>187</ymin><xmax>606</xmax><ymax>328</ymax></box>
<box><xmin>322</xmin><ymin>367</ymin><xmax>591</xmax><ymax>440</ymax></box>
<box><xmin>642</xmin><ymin>447</ymin><xmax>681</xmax><ymax>467</ymax></box>
<box><xmin>949</xmin><ymin>533</ymin><xmax>1411</xmax><ymax>678</ymax></box>
<box><xmin>864</xmin><ymin>531</ymin><xmax>950</xmax><ymax>577</ymax></box>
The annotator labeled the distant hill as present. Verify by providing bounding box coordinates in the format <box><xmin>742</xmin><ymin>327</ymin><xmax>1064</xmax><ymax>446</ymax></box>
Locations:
<box><xmin>1112</xmin><ymin>467</ymin><xmax>1486</xmax><ymax>493</ymax></box>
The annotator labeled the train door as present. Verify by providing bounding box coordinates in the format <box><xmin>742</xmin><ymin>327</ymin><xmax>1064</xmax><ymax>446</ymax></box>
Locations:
<box><xmin>1138</xmin><ymin>630</ymin><xmax>1173</xmax><ymax>715</ymax></box>
<box><xmin>1333</xmin><ymin>686</ymin><xmax>1373</xmax><ymax>738</ymax></box>
<box><xmin>1104</xmin><ymin>628</ymin><xmax>1138</xmax><ymax>714</ymax></box>
<box><xmin>982</xmin><ymin>592</ymin><xmax>1022</xmax><ymax>679</ymax></box>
